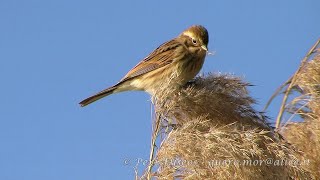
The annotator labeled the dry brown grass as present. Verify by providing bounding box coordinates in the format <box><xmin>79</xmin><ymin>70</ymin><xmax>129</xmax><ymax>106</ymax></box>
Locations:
<box><xmin>138</xmin><ymin>73</ymin><xmax>312</xmax><ymax>179</ymax></box>
<box><xmin>281</xmin><ymin>47</ymin><xmax>320</xmax><ymax>178</ymax></box>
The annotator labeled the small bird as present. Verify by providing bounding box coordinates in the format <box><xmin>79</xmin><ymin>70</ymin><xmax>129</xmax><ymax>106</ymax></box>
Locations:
<box><xmin>80</xmin><ymin>25</ymin><xmax>209</xmax><ymax>107</ymax></box>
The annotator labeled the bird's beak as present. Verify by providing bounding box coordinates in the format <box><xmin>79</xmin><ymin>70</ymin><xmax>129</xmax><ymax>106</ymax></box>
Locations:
<box><xmin>201</xmin><ymin>45</ymin><xmax>208</xmax><ymax>52</ymax></box>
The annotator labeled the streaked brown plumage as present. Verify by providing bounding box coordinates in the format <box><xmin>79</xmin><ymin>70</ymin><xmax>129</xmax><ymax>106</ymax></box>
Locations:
<box><xmin>80</xmin><ymin>25</ymin><xmax>209</xmax><ymax>107</ymax></box>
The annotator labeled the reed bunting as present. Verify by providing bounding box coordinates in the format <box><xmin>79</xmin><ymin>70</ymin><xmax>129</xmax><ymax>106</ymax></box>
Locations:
<box><xmin>80</xmin><ymin>25</ymin><xmax>209</xmax><ymax>107</ymax></box>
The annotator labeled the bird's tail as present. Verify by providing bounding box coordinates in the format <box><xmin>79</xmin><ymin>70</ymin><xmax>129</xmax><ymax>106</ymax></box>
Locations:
<box><xmin>79</xmin><ymin>85</ymin><xmax>118</xmax><ymax>107</ymax></box>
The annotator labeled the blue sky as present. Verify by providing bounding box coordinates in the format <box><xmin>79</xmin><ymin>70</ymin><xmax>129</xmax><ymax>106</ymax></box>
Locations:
<box><xmin>0</xmin><ymin>0</ymin><xmax>319</xmax><ymax>179</ymax></box>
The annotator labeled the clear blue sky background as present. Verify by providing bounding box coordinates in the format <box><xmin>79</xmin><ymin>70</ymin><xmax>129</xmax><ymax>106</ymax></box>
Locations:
<box><xmin>0</xmin><ymin>0</ymin><xmax>319</xmax><ymax>179</ymax></box>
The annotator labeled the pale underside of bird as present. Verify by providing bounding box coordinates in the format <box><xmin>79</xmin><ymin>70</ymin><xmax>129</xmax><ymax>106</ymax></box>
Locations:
<box><xmin>80</xmin><ymin>25</ymin><xmax>209</xmax><ymax>107</ymax></box>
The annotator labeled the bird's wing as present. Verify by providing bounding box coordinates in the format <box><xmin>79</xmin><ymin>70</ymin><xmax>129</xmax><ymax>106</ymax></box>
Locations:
<box><xmin>119</xmin><ymin>39</ymin><xmax>183</xmax><ymax>82</ymax></box>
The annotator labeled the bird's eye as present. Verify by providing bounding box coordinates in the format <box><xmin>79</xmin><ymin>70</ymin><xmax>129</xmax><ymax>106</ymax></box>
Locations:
<box><xmin>192</xmin><ymin>38</ymin><xmax>197</xmax><ymax>44</ymax></box>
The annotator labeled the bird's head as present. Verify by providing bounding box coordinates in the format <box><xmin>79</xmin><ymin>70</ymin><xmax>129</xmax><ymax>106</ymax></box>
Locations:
<box><xmin>179</xmin><ymin>25</ymin><xmax>209</xmax><ymax>53</ymax></box>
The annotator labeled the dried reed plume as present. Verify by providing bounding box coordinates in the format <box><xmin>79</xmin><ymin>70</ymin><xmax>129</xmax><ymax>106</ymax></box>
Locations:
<box><xmin>276</xmin><ymin>39</ymin><xmax>320</xmax><ymax>178</ymax></box>
<box><xmin>138</xmin><ymin>73</ymin><xmax>313</xmax><ymax>179</ymax></box>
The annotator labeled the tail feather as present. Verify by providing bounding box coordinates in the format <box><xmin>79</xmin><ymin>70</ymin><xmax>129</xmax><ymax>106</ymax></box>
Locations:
<box><xmin>79</xmin><ymin>85</ymin><xmax>118</xmax><ymax>107</ymax></box>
